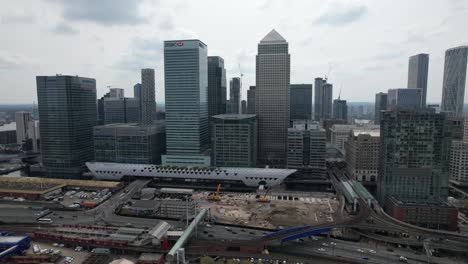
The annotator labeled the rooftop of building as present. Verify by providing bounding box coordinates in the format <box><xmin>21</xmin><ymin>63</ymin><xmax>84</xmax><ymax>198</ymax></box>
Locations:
<box><xmin>94</xmin><ymin>121</ymin><xmax>165</xmax><ymax>129</ymax></box>
<box><xmin>388</xmin><ymin>196</ymin><xmax>454</xmax><ymax>208</ymax></box>
<box><xmin>260</xmin><ymin>29</ymin><xmax>287</xmax><ymax>43</ymax></box>
<box><xmin>164</xmin><ymin>39</ymin><xmax>207</xmax><ymax>46</ymax></box>
<box><xmin>0</xmin><ymin>122</ymin><xmax>16</xmax><ymax>132</ymax></box>
<box><xmin>0</xmin><ymin>235</ymin><xmax>28</xmax><ymax>244</ymax></box>
<box><xmin>0</xmin><ymin>176</ymin><xmax>121</xmax><ymax>192</ymax></box>
<box><xmin>352</xmin><ymin>128</ymin><xmax>380</xmax><ymax>137</ymax></box>
<box><xmin>212</xmin><ymin>114</ymin><xmax>256</xmax><ymax>120</ymax></box>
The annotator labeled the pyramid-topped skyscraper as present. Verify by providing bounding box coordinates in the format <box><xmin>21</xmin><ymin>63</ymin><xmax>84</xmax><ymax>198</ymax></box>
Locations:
<box><xmin>256</xmin><ymin>29</ymin><xmax>290</xmax><ymax>167</ymax></box>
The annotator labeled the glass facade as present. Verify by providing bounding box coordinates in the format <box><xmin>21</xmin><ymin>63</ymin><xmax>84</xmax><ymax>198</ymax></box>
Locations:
<box><xmin>256</xmin><ymin>30</ymin><xmax>290</xmax><ymax>167</ymax></box>
<box><xmin>211</xmin><ymin>114</ymin><xmax>257</xmax><ymax>167</ymax></box>
<box><xmin>164</xmin><ymin>40</ymin><xmax>209</xmax><ymax>156</ymax></box>
<box><xmin>290</xmin><ymin>84</ymin><xmax>312</xmax><ymax>120</ymax></box>
<box><xmin>441</xmin><ymin>46</ymin><xmax>468</xmax><ymax>118</ymax></box>
<box><xmin>377</xmin><ymin>110</ymin><xmax>450</xmax><ymax>204</ymax></box>
<box><xmin>36</xmin><ymin>75</ymin><xmax>96</xmax><ymax>178</ymax></box>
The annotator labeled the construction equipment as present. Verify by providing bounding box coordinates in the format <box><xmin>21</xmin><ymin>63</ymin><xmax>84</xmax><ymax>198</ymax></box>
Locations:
<box><xmin>257</xmin><ymin>189</ymin><xmax>271</xmax><ymax>203</ymax></box>
<box><xmin>207</xmin><ymin>184</ymin><xmax>221</xmax><ymax>201</ymax></box>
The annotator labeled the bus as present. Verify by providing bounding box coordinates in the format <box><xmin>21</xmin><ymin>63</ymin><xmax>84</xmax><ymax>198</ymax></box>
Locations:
<box><xmin>37</xmin><ymin>218</ymin><xmax>53</xmax><ymax>224</ymax></box>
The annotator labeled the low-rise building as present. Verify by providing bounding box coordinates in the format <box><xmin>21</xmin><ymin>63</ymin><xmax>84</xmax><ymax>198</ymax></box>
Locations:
<box><xmin>330</xmin><ymin>125</ymin><xmax>356</xmax><ymax>151</ymax></box>
<box><xmin>287</xmin><ymin>121</ymin><xmax>326</xmax><ymax>177</ymax></box>
<box><xmin>345</xmin><ymin>127</ymin><xmax>380</xmax><ymax>183</ymax></box>
<box><xmin>211</xmin><ymin>114</ymin><xmax>257</xmax><ymax>167</ymax></box>
<box><xmin>94</xmin><ymin>122</ymin><xmax>165</xmax><ymax>164</ymax></box>
<box><xmin>385</xmin><ymin>196</ymin><xmax>458</xmax><ymax>231</ymax></box>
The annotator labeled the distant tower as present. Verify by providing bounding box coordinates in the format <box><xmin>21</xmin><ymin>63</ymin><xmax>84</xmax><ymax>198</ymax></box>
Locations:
<box><xmin>333</xmin><ymin>98</ymin><xmax>347</xmax><ymax>121</ymax></box>
<box><xmin>256</xmin><ymin>29</ymin><xmax>290</xmax><ymax>167</ymax></box>
<box><xmin>241</xmin><ymin>100</ymin><xmax>247</xmax><ymax>114</ymax></box>
<box><xmin>229</xmin><ymin>77</ymin><xmax>241</xmax><ymax>114</ymax></box>
<box><xmin>290</xmin><ymin>84</ymin><xmax>313</xmax><ymax>120</ymax></box>
<box><xmin>141</xmin><ymin>69</ymin><xmax>156</xmax><ymax>125</ymax></box>
<box><xmin>407</xmin><ymin>53</ymin><xmax>429</xmax><ymax>107</ymax></box>
<box><xmin>247</xmin><ymin>86</ymin><xmax>256</xmax><ymax>114</ymax></box>
<box><xmin>374</xmin><ymin>92</ymin><xmax>387</xmax><ymax>125</ymax></box>
<box><xmin>441</xmin><ymin>46</ymin><xmax>468</xmax><ymax>118</ymax></box>
<box><xmin>314</xmin><ymin>78</ymin><xmax>333</xmax><ymax>121</ymax></box>
<box><xmin>207</xmin><ymin>56</ymin><xmax>227</xmax><ymax>118</ymax></box>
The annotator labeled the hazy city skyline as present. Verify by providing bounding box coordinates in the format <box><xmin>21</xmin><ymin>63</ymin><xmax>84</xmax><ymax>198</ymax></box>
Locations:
<box><xmin>0</xmin><ymin>0</ymin><xmax>467</xmax><ymax>104</ymax></box>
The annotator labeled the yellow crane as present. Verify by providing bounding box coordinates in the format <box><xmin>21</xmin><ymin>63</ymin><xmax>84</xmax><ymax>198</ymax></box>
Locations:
<box><xmin>207</xmin><ymin>184</ymin><xmax>221</xmax><ymax>201</ymax></box>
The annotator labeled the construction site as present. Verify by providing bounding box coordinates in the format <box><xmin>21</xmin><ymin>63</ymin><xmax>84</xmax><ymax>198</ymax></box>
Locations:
<box><xmin>196</xmin><ymin>189</ymin><xmax>339</xmax><ymax>229</ymax></box>
<box><xmin>119</xmin><ymin>183</ymin><xmax>339</xmax><ymax>229</ymax></box>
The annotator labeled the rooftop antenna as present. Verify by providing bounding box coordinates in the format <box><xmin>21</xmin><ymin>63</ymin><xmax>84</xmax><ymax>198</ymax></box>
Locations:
<box><xmin>324</xmin><ymin>62</ymin><xmax>332</xmax><ymax>81</ymax></box>
<box><xmin>338</xmin><ymin>84</ymin><xmax>342</xmax><ymax>100</ymax></box>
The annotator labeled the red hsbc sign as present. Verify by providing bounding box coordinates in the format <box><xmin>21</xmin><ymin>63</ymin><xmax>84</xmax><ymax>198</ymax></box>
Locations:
<box><xmin>176</xmin><ymin>42</ymin><xmax>184</xmax><ymax>47</ymax></box>
<box><xmin>165</xmin><ymin>42</ymin><xmax>185</xmax><ymax>48</ymax></box>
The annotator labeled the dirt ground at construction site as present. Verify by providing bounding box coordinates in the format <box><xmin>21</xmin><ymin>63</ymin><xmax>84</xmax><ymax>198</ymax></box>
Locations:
<box><xmin>193</xmin><ymin>192</ymin><xmax>339</xmax><ymax>229</ymax></box>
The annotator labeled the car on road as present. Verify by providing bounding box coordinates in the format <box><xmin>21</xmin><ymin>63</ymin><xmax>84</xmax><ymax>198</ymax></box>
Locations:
<box><xmin>362</xmin><ymin>257</ymin><xmax>369</xmax><ymax>260</ymax></box>
<box><xmin>369</xmin><ymin>249</ymin><xmax>376</xmax><ymax>254</ymax></box>
<box><xmin>249</xmin><ymin>231</ymin><xmax>255</xmax><ymax>235</ymax></box>
<box><xmin>330</xmin><ymin>242</ymin><xmax>336</xmax><ymax>246</ymax></box>
<box><xmin>203</xmin><ymin>231</ymin><xmax>208</xmax><ymax>234</ymax></box>
<box><xmin>399</xmin><ymin>256</ymin><xmax>408</xmax><ymax>263</ymax></box>
<box><xmin>74</xmin><ymin>246</ymin><xmax>83</xmax><ymax>252</ymax></box>
<box><xmin>357</xmin><ymin>249</ymin><xmax>364</xmax><ymax>253</ymax></box>
<box><xmin>225</xmin><ymin>227</ymin><xmax>232</xmax><ymax>231</ymax></box>
<box><xmin>206</xmin><ymin>224</ymin><xmax>212</xmax><ymax>228</ymax></box>
<box><xmin>317</xmin><ymin>248</ymin><xmax>326</xmax><ymax>252</ymax></box>
<box><xmin>322</xmin><ymin>243</ymin><xmax>328</xmax><ymax>247</ymax></box>
<box><xmin>52</xmin><ymin>243</ymin><xmax>59</xmax><ymax>247</ymax></box>
<box><xmin>208</xmin><ymin>234</ymin><xmax>213</xmax><ymax>237</ymax></box>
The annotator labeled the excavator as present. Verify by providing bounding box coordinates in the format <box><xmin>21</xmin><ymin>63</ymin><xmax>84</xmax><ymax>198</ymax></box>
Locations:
<box><xmin>207</xmin><ymin>184</ymin><xmax>221</xmax><ymax>201</ymax></box>
<box><xmin>257</xmin><ymin>189</ymin><xmax>271</xmax><ymax>203</ymax></box>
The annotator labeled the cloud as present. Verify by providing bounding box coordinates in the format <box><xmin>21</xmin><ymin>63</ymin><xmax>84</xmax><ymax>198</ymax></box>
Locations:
<box><xmin>373</xmin><ymin>49</ymin><xmax>406</xmax><ymax>61</ymax></box>
<box><xmin>115</xmin><ymin>36</ymin><xmax>164</xmax><ymax>72</ymax></box>
<box><xmin>53</xmin><ymin>22</ymin><xmax>79</xmax><ymax>34</ymax></box>
<box><xmin>55</xmin><ymin>0</ymin><xmax>147</xmax><ymax>26</ymax></box>
<box><xmin>0</xmin><ymin>56</ymin><xmax>17</xmax><ymax>71</ymax></box>
<box><xmin>159</xmin><ymin>17</ymin><xmax>174</xmax><ymax>31</ymax></box>
<box><xmin>1</xmin><ymin>15</ymin><xmax>35</xmax><ymax>24</ymax></box>
<box><xmin>314</xmin><ymin>2</ymin><xmax>367</xmax><ymax>26</ymax></box>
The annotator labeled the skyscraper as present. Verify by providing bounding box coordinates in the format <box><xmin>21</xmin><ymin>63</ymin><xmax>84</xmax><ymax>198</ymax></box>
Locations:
<box><xmin>36</xmin><ymin>75</ymin><xmax>96</xmax><ymax>178</ymax></box>
<box><xmin>163</xmin><ymin>39</ymin><xmax>210</xmax><ymax>166</ymax></box>
<box><xmin>15</xmin><ymin>111</ymin><xmax>33</xmax><ymax>145</ymax></box>
<box><xmin>247</xmin><ymin>86</ymin><xmax>256</xmax><ymax>114</ymax></box>
<box><xmin>207</xmin><ymin>56</ymin><xmax>227</xmax><ymax>119</ymax></box>
<box><xmin>314</xmin><ymin>78</ymin><xmax>333</xmax><ymax>121</ymax></box>
<box><xmin>374</xmin><ymin>92</ymin><xmax>387</xmax><ymax>125</ymax></box>
<box><xmin>109</xmin><ymin>88</ymin><xmax>124</xmax><ymax>99</ymax></box>
<box><xmin>133</xmin><ymin>83</ymin><xmax>142</xmax><ymax>99</ymax></box>
<box><xmin>229</xmin><ymin>77</ymin><xmax>241</xmax><ymax>114</ymax></box>
<box><xmin>241</xmin><ymin>100</ymin><xmax>247</xmax><ymax>114</ymax></box>
<box><xmin>256</xmin><ymin>29</ymin><xmax>290</xmax><ymax>167</ymax></box>
<box><xmin>332</xmin><ymin>98</ymin><xmax>347</xmax><ymax>121</ymax></box>
<box><xmin>441</xmin><ymin>46</ymin><xmax>468</xmax><ymax>118</ymax></box>
<box><xmin>408</xmin><ymin>53</ymin><xmax>429</xmax><ymax>107</ymax></box>
<box><xmin>290</xmin><ymin>84</ymin><xmax>313</xmax><ymax>120</ymax></box>
<box><xmin>141</xmin><ymin>68</ymin><xmax>156</xmax><ymax>125</ymax></box>
<box><xmin>387</xmin><ymin>88</ymin><xmax>422</xmax><ymax>111</ymax></box>
<box><xmin>377</xmin><ymin>110</ymin><xmax>450</xmax><ymax>204</ymax></box>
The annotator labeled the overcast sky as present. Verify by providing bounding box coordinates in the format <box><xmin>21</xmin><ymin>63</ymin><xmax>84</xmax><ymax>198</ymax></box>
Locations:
<box><xmin>0</xmin><ymin>0</ymin><xmax>467</xmax><ymax>104</ymax></box>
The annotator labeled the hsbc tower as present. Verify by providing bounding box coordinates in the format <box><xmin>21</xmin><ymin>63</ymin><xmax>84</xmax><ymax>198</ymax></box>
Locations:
<box><xmin>163</xmin><ymin>39</ymin><xmax>210</xmax><ymax>166</ymax></box>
